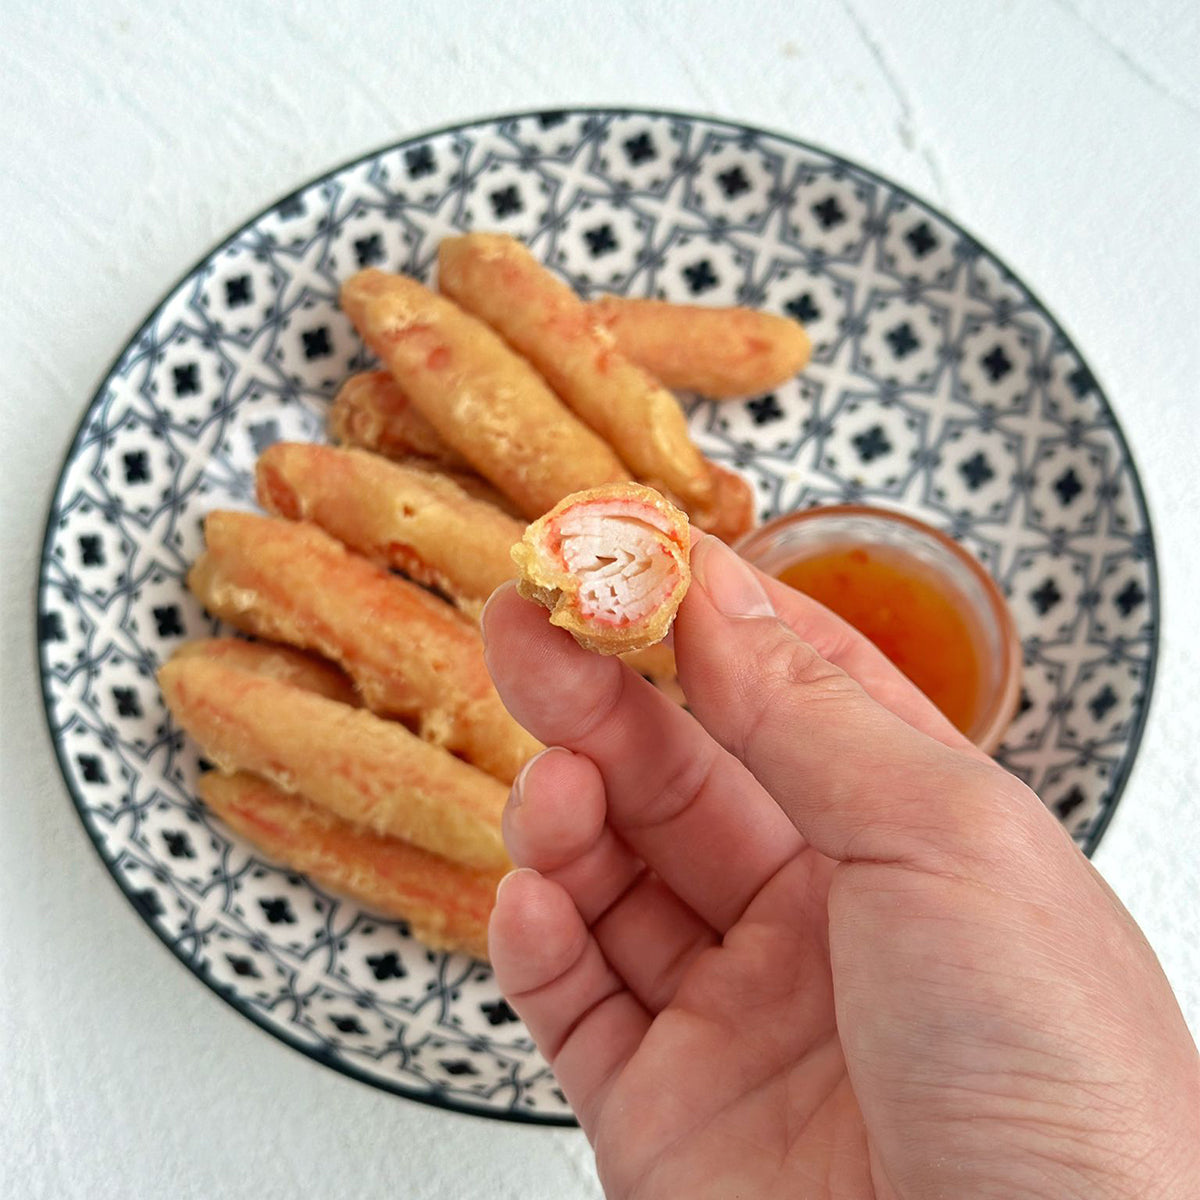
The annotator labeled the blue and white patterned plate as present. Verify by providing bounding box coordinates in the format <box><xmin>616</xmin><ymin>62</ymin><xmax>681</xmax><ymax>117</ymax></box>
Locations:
<box><xmin>37</xmin><ymin>109</ymin><xmax>1158</xmax><ymax>1124</ymax></box>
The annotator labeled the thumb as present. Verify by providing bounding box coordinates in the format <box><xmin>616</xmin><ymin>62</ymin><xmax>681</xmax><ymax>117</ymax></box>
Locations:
<box><xmin>675</xmin><ymin>534</ymin><xmax>1029</xmax><ymax>870</ymax></box>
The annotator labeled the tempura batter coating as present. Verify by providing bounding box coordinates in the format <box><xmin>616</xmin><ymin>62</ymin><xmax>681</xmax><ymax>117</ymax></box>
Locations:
<box><xmin>513</xmin><ymin>482</ymin><xmax>691</xmax><ymax>655</ymax></box>
<box><xmin>590</xmin><ymin>295</ymin><xmax>811</xmax><ymax>398</ymax></box>
<box><xmin>187</xmin><ymin>511</ymin><xmax>541</xmax><ymax>784</ymax></box>
<box><xmin>692</xmin><ymin>461</ymin><xmax>756</xmax><ymax>544</ymax></box>
<box><xmin>438</xmin><ymin>234</ymin><xmax>714</xmax><ymax>510</ymax></box>
<box><xmin>328</xmin><ymin>374</ymin><xmax>517</xmax><ymax>511</ymax></box>
<box><xmin>401</xmin><ymin>458</ymin><xmax>522</xmax><ymax>517</ymax></box>
<box><xmin>160</xmin><ymin>654</ymin><xmax>510</xmax><ymax>871</ymax></box>
<box><xmin>329</xmin><ymin>369</ymin><xmax>473</xmax><ymax>471</ymax></box>
<box><xmin>340</xmin><ymin>269</ymin><xmax>630</xmax><ymax>518</ymax></box>
<box><xmin>199</xmin><ymin>772</ymin><xmax>501</xmax><ymax>959</ymax></box>
<box><xmin>172</xmin><ymin>637</ymin><xmax>360</xmax><ymax>706</ymax></box>
<box><xmin>256</xmin><ymin>442</ymin><xmax>522</xmax><ymax>612</ymax></box>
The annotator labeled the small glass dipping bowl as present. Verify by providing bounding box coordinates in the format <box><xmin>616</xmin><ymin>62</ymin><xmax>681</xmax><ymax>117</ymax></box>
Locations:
<box><xmin>736</xmin><ymin>506</ymin><xmax>1023</xmax><ymax>754</ymax></box>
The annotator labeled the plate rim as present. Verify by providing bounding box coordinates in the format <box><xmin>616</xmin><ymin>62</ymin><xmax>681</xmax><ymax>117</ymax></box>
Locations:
<box><xmin>35</xmin><ymin>104</ymin><xmax>1160</xmax><ymax>1123</ymax></box>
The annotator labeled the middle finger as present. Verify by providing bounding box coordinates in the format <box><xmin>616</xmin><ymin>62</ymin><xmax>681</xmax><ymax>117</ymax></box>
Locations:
<box><xmin>506</xmin><ymin>747</ymin><xmax>718</xmax><ymax>1013</ymax></box>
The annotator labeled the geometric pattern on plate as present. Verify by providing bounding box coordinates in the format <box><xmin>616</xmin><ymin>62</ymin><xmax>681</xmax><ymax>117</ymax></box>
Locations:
<box><xmin>38</xmin><ymin>109</ymin><xmax>1157</xmax><ymax>1123</ymax></box>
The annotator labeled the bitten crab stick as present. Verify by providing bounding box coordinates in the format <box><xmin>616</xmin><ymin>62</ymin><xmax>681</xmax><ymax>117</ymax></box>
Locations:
<box><xmin>512</xmin><ymin>482</ymin><xmax>692</xmax><ymax>655</ymax></box>
<box><xmin>256</xmin><ymin>442</ymin><xmax>522</xmax><ymax>613</ymax></box>
<box><xmin>160</xmin><ymin>654</ymin><xmax>510</xmax><ymax>871</ymax></box>
<box><xmin>251</xmin><ymin>458</ymin><xmax>688</xmax><ymax>697</ymax></box>
<box><xmin>590</xmin><ymin>295</ymin><xmax>811</xmax><ymax>398</ymax></box>
<box><xmin>172</xmin><ymin>637</ymin><xmax>360</xmax><ymax>706</ymax></box>
<box><xmin>437</xmin><ymin>234</ymin><xmax>714</xmax><ymax>511</ymax></box>
<box><xmin>187</xmin><ymin>511</ymin><xmax>541</xmax><ymax>784</ymax></box>
<box><xmin>339</xmin><ymin>269</ymin><xmax>631</xmax><ymax>519</ymax></box>
<box><xmin>329</xmin><ymin>369</ymin><xmax>474</xmax><ymax>472</ymax></box>
<box><xmin>199</xmin><ymin>772</ymin><xmax>500</xmax><ymax>959</ymax></box>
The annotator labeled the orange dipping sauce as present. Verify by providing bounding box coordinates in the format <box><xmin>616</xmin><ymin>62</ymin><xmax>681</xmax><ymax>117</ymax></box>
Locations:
<box><xmin>778</xmin><ymin>546</ymin><xmax>982</xmax><ymax>735</ymax></box>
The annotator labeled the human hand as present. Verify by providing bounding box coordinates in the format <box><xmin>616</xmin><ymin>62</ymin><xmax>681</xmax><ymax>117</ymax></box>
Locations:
<box><xmin>482</xmin><ymin>533</ymin><xmax>1199</xmax><ymax>1199</ymax></box>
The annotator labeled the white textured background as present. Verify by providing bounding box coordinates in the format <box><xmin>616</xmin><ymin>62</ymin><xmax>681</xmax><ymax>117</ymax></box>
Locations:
<box><xmin>1</xmin><ymin>2</ymin><xmax>1196</xmax><ymax>1196</ymax></box>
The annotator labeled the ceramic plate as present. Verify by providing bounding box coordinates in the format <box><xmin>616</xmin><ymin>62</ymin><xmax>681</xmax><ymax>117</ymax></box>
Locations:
<box><xmin>37</xmin><ymin>108</ymin><xmax>1158</xmax><ymax>1124</ymax></box>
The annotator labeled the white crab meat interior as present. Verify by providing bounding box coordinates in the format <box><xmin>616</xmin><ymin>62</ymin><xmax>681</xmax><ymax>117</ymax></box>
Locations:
<box><xmin>550</xmin><ymin>499</ymin><xmax>681</xmax><ymax>628</ymax></box>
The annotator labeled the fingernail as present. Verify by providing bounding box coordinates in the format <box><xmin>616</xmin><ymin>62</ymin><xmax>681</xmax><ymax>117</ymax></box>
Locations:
<box><xmin>691</xmin><ymin>535</ymin><xmax>775</xmax><ymax>619</ymax></box>
<box><xmin>495</xmin><ymin>866</ymin><xmax>538</xmax><ymax>902</ymax></box>
<box><xmin>509</xmin><ymin>746</ymin><xmax>568</xmax><ymax>810</ymax></box>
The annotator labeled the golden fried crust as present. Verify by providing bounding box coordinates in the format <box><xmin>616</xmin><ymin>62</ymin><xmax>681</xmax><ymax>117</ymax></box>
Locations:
<box><xmin>620</xmin><ymin>643</ymin><xmax>687</xmax><ymax>706</ymax></box>
<box><xmin>689</xmin><ymin>460</ymin><xmax>756</xmax><ymax>544</ymax></box>
<box><xmin>340</xmin><ymin>269</ymin><xmax>630</xmax><ymax>519</ymax></box>
<box><xmin>187</xmin><ymin>511</ymin><xmax>541</xmax><ymax>784</ymax></box>
<box><xmin>620</xmin><ymin>642</ymin><xmax>676</xmax><ymax>678</ymax></box>
<box><xmin>256</xmin><ymin>442</ymin><xmax>523</xmax><ymax>610</ymax></box>
<box><xmin>590</xmin><ymin>295</ymin><xmax>811</xmax><ymax>398</ymax></box>
<box><xmin>172</xmin><ymin>637</ymin><xmax>360</xmax><ymax>706</ymax></box>
<box><xmin>199</xmin><ymin>772</ymin><xmax>500</xmax><ymax>959</ymax></box>
<box><xmin>512</xmin><ymin>482</ymin><xmax>691</xmax><ymax>655</ymax></box>
<box><xmin>409</xmin><ymin>461</ymin><xmax>524</xmax><ymax>518</ymax></box>
<box><xmin>329</xmin><ymin>372</ymin><xmax>521</xmax><ymax>515</ymax></box>
<box><xmin>329</xmin><ymin>369</ymin><xmax>474</xmax><ymax>471</ymax></box>
<box><xmin>438</xmin><ymin>234</ymin><xmax>714</xmax><ymax>510</ymax></box>
<box><xmin>160</xmin><ymin>655</ymin><xmax>511</xmax><ymax>871</ymax></box>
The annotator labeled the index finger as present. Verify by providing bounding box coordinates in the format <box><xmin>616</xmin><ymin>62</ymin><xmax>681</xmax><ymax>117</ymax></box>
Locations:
<box><xmin>675</xmin><ymin>536</ymin><xmax>1027</xmax><ymax>870</ymax></box>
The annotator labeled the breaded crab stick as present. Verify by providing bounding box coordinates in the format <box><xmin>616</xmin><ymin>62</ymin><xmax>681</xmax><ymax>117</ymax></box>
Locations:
<box><xmin>199</xmin><ymin>771</ymin><xmax>500</xmax><ymax>959</ymax></box>
<box><xmin>332</xmin><ymin>363</ymin><xmax>752</xmax><ymax>542</ymax></box>
<box><xmin>512</xmin><ymin>482</ymin><xmax>692</xmax><ymax>655</ymax></box>
<box><xmin>187</xmin><ymin>511</ymin><xmax>541</xmax><ymax>784</ymax></box>
<box><xmin>437</xmin><ymin>234</ymin><xmax>713</xmax><ymax>510</ymax></box>
<box><xmin>328</xmin><ymin>365</ymin><xmax>750</xmax><ymax>539</ymax></box>
<box><xmin>160</xmin><ymin>654</ymin><xmax>510</xmax><ymax>871</ymax></box>
<box><xmin>256</xmin><ymin>443</ymin><xmax>522</xmax><ymax>613</ymax></box>
<box><xmin>172</xmin><ymin>637</ymin><xmax>360</xmax><ymax>706</ymax></box>
<box><xmin>340</xmin><ymin>269</ymin><xmax>630</xmax><ymax>518</ymax></box>
<box><xmin>590</xmin><ymin>295</ymin><xmax>811</xmax><ymax>398</ymax></box>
